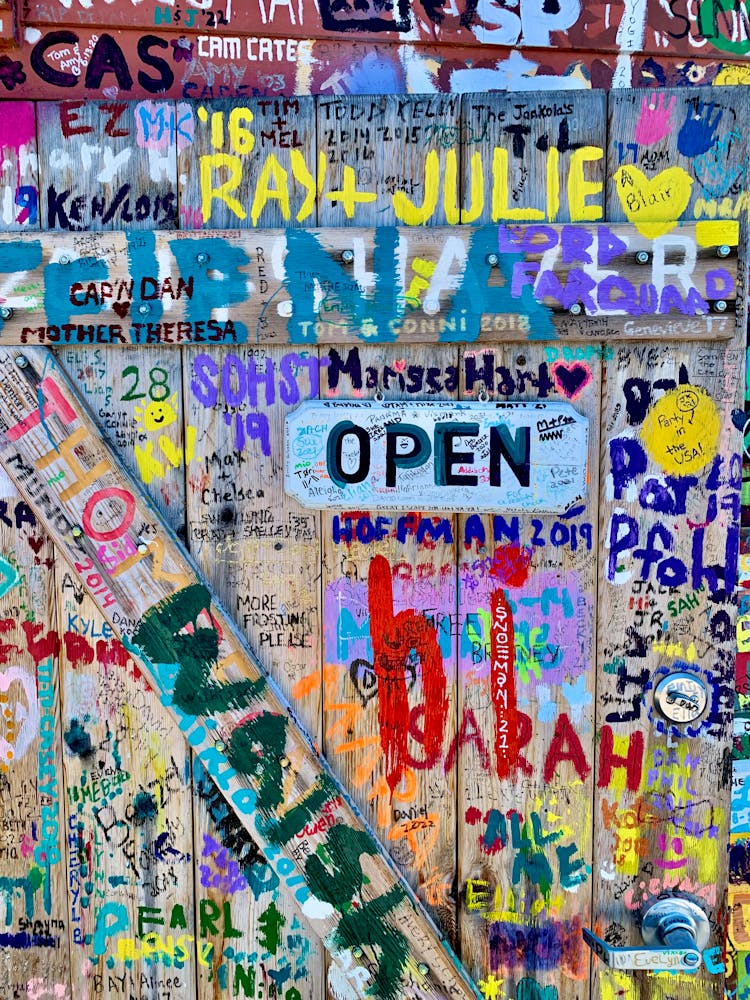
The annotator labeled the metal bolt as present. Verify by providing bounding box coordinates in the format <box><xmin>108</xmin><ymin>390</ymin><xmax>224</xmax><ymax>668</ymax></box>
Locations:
<box><xmin>417</xmin><ymin>963</ymin><xmax>429</xmax><ymax>976</ymax></box>
<box><xmin>196</xmin><ymin>252</ymin><xmax>210</xmax><ymax>264</ymax></box>
<box><xmin>352</xmin><ymin>947</ymin><xmax>364</xmax><ymax>959</ymax></box>
<box><xmin>1</xmin><ymin>306</ymin><xmax>14</xmax><ymax>321</ymax></box>
<box><xmin>341</xmin><ymin>249</ymin><xmax>355</xmax><ymax>263</ymax></box>
<box><xmin>279</xmin><ymin>756</ymin><xmax>291</xmax><ymax>768</ymax></box>
<box><xmin>137</xmin><ymin>303</ymin><xmax>151</xmax><ymax>315</ymax></box>
<box><xmin>717</xmin><ymin>244</ymin><xmax>732</xmax><ymax>259</ymax></box>
<box><xmin>71</xmin><ymin>525</ymin><xmax>84</xmax><ymax>539</ymax></box>
<box><xmin>59</xmin><ymin>254</ymin><xmax>71</xmax><ymax>265</ymax></box>
<box><xmin>486</xmin><ymin>253</ymin><xmax>499</xmax><ymax>267</ymax></box>
<box><xmin>214</xmin><ymin>740</ymin><xmax>225</xmax><ymax>752</ymax></box>
<box><xmin>137</xmin><ymin>542</ymin><xmax>149</xmax><ymax>554</ymax></box>
<box><xmin>635</xmin><ymin>250</ymin><xmax>650</xmax><ymax>265</ymax></box>
<box><xmin>568</xmin><ymin>302</ymin><xmax>583</xmax><ymax>316</ymax></box>
<box><xmin>713</xmin><ymin>299</ymin><xmax>728</xmax><ymax>313</ymax></box>
<box><xmin>14</xmin><ymin>354</ymin><xmax>28</xmax><ymax>368</ymax></box>
<box><xmin>684</xmin><ymin>954</ymin><xmax>699</xmax><ymax>967</ymax></box>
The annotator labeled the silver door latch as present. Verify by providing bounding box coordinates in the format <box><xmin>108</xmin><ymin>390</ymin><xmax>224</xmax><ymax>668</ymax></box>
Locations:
<box><xmin>583</xmin><ymin>894</ymin><xmax>710</xmax><ymax>972</ymax></box>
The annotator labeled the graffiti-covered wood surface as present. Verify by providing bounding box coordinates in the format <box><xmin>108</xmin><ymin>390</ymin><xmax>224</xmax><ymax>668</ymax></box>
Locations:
<box><xmin>0</xmin><ymin>87</ymin><xmax>744</xmax><ymax>1000</ymax></box>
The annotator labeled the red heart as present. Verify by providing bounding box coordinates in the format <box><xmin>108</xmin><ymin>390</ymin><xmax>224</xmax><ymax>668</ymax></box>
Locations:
<box><xmin>113</xmin><ymin>301</ymin><xmax>130</xmax><ymax>319</ymax></box>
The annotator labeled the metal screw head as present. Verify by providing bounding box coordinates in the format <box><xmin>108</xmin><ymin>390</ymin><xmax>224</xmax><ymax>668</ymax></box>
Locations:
<box><xmin>635</xmin><ymin>250</ymin><xmax>650</xmax><ymax>265</ymax></box>
<box><xmin>14</xmin><ymin>354</ymin><xmax>28</xmax><ymax>368</ymax></box>
<box><xmin>279</xmin><ymin>756</ymin><xmax>291</xmax><ymax>768</ymax></box>
<box><xmin>137</xmin><ymin>303</ymin><xmax>151</xmax><ymax>315</ymax></box>
<box><xmin>351</xmin><ymin>947</ymin><xmax>364</xmax><ymax>959</ymax></box>
<box><xmin>59</xmin><ymin>254</ymin><xmax>71</xmax><ymax>265</ymax></box>
<box><xmin>214</xmin><ymin>740</ymin><xmax>225</xmax><ymax>752</ymax></box>
<box><xmin>684</xmin><ymin>953</ymin><xmax>700</xmax><ymax>967</ymax></box>
<box><xmin>486</xmin><ymin>253</ymin><xmax>499</xmax><ymax>267</ymax></box>
<box><xmin>568</xmin><ymin>302</ymin><xmax>583</xmax><ymax>316</ymax></box>
<box><xmin>341</xmin><ymin>249</ymin><xmax>355</xmax><ymax>263</ymax></box>
<box><xmin>417</xmin><ymin>963</ymin><xmax>429</xmax><ymax>976</ymax></box>
<box><xmin>71</xmin><ymin>525</ymin><xmax>84</xmax><ymax>539</ymax></box>
<box><xmin>137</xmin><ymin>542</ymin><xmax>149</xmax><ymax>554</ymax></box>
<box><xmin>713</xmin><ymin>299</ymin><xmax>728</xmax><ymax>313</ymax></box>
<box><xmin>196</xmin><ymin>252</ymin><xmax>210</xmax><ymax>264</ymax></box>
<box><xmin>717</xmin><ymin>244</ymin><xmax>732</xmax><ymax>258</ymax></box>
<box><xmin>1</xmin><ymin>306</ymin><xmax>14</xmax><ymax>321</ymax></box>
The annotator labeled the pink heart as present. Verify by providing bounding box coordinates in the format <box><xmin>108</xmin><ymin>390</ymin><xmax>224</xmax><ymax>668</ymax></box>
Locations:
<box><xmin>552</xmin><ymin>361</ymin><xmax>592</xmax><ymax>400</ymax></box>
<box><xmin>393</xmin><ymin>359</ymin><xmax>406</xmax><ymax>373</ymax></box>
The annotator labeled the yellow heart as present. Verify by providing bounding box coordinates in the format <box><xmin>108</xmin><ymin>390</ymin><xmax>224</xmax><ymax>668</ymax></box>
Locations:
<box><xmin>614</xmin><ymin>165</ymin><xmax>693</xmax><ymax>238</ymax></box>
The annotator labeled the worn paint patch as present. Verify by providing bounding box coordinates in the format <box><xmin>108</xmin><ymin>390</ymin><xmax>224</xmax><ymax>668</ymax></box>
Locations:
<box><xmin>63</xmin><ymin>718</ymin><xmax>93</xmax><ymax>758</ymax></box>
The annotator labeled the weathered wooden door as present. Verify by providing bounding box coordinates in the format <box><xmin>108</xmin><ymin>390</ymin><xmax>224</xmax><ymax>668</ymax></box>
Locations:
<box><xmin>0</xmin><ymin>88</ymin><xmax>742</xmax><ymax>1000</ymax></box>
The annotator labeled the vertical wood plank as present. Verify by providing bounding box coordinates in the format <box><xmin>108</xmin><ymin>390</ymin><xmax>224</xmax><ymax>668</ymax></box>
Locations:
<box><xmin>38</xmin><ymin>98</ymin><xmax>199</xmax><ymax>1000</ymax></box>
<box><xmin>316</xmin><ymin>123</ymin><xmax>459</xmax><ymax>968</ymax></box>
<box><xmin>180</xmin><ymin>91</ymin><xmax>325</xmax><ymax>1000</ymax></box>
<box><xmin>0</xmin><ymin>102</ymin><xmax>39</xmax><ymax>233</ymax></box>
<box><xmin>36</xmin><ymin>102</ymin><xmax>178</xmax><ymax>232</ymax></box>
<box><xmin>456</xmin><ymin>341</ymin><xmax>601</xmax><ymax>1000</ymax></box>
<box><xmin>184</xmin><ymin>342</ymin><xmax>325</xmax><ymax>1000</ymax></box>
<box><xmin>317</xmin><ymin>343</ymin><xmax>459</xmax><ymax>945</ymax></box>
<box><xmin>0</xmin><ymin>98</ymin><xmax>69</xmax><ymax>1000</ymax></box>
<box><xmin>178</xmin><ymin>98</ymin><xmax>316</xmax><ymax>230</ymax></box>
<box><xmin>461</xmin><ymin>91</ymin><xmax>607</xmax><ymax>225</ymax></box>
<box><xmin>0</xmin><ymin>484</ymin><xmax>71</xmax><ymax>1000</ymax></box>
<box><xmin>455</xmin><ymin>90</ymin><xmax>607</xmax><ymax>1000</ymax></box>
<box><xmin>316</xmin><ymin>95</ymin><xmax>459</xmax><ymax>227</ymax></box>
<box><xmin>607</xmin><ymin>86</ymin><xmax>750</xmax><ymax>229</ymax></box>
<box><xmin>593</xmin><ymin>335</ymin><xmax>742</xmax><ymax>1000</ymax></box>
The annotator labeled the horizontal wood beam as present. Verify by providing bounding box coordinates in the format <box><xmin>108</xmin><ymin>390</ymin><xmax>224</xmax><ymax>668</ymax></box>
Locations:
<box><xmin>0</xmin><ymin>223</ymin><xmax>739</xmax><ymax>345</ymax></box>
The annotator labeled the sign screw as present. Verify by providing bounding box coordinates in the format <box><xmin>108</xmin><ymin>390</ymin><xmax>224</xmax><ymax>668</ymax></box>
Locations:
<box><xmin>352</xmin><ymin>948</ymin><xmax>364</xmax><ymax>959</ymax></box>
<box><xmin>717</xmin><ymin>245</ymin><xmax>731</xmax><ymax>258</ymax></box>
<box><xmin>14</xmin><ymin>354</ymin><xmax>27</xmax><ymax>368</ymax></box>
<box><xmin>486</xmin><ymin>253</ymin><xmax>499</xmax><ymax>266</ymax></box>
<box><xmin>196</xmin><ymin>252</ymin><xmax>210</xmax><ymax>264</ymax></box>
<box><xmin>1</xmin><ymin>306</ymin><xmax>14</xmax><ymax>320</ymax></box>
<box><xmin>635</xmin><ymin>250</ymin><xmax>650</xmax><ymax>265</ymax></box>
<box><xmin>713</xmin><ymin>299</ymin><xmax>728</xmax><ymax>313</ymax></box>
<box><xmin>341</xmin><ymin>249</ymin><xmax>355</xmax><ymax>263</ymax></box>
<box><xmin>59</xmin><ymin>254</ymin><xmax>71</xmax><ymax>265</ymax></box>
<box><xmin>417</xmin><ymin>963</ymin><xmax>430</xmax><ymax>976</ymax></box>
<box><xmin>568</xmin><ymin>302</ymin><xmax>583</xmax><ymax>316</ymax></box>
<box><xmin>71</xmin><ymin>525</ymin><xmax>84</xmax><ymax>539</ymax></box>
<box><xmin>137</xmin><ymin>303</ymin><xmax>151</xmax><ymax>315</ymax></box>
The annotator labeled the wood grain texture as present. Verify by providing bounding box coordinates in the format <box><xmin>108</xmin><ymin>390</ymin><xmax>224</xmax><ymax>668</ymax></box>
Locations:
<box><xmin>0</xmin><ymin>225</ymin><xmax>737</xmax><ymax>346</ymax></box>
<box><xmin>316</xmin><ymin>95</ymin><xmax>459</xmax><ymax>227</ymax></box>
<box><xmin>607</xmin><ymin>87</ymin><xmax>750</xmax><ymax>230</ymax></box>
<box><xmin>0</xmin><ymin>485</ymin><xmax>71</xmax><ymax>1000</ymax></box>
<box><xmin>591</xmin><ymin>331</ymin><xmax>742</xmax><ymax>1000</ymax></box>
<box><xmin>318</xmin><ymin>345</ymin><xmax>459</xmax><ymax>943</ymax></box>
<box><xmin>456</xmin><ymin>340</ymin><xmax>601</xmax><ymax>1000</ymax></box>
<box><xmin>36</xmin><ymin>102</ymin><xmax>178</xmax><ymax>232</ymax></box>
<box><xmin>461</xmin><ymin>91</ymin><xmax>607</xmax><ymax>225</ymax></box>
<box><xmin>0</xmin><ymin>345</ymin><xmax>478</xmax><ymax>1000</ymax></box>
<box><xmin>178</xmin><ymin>98</ymin><xmax>317</xmax><ymax>231</ymax></box>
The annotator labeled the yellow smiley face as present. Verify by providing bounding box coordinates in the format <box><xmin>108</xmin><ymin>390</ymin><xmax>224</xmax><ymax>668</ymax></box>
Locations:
<box><xmin>134</xmin><ymin>393</ymin><xmax>179</xmax><ymax>431</ymax></box>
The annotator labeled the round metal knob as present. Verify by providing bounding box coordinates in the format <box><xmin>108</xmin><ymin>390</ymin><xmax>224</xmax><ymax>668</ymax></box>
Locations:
<box><xmin>640</xmin><ymin>895</ymin><xmax>710</xmax><ymax>952</ymax></box>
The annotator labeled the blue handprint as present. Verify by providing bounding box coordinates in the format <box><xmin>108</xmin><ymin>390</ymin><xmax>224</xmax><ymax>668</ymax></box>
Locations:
<box><xmin>677</xmin><ymin>101</ymin><xmax>723</xmax><ymax>157</ymax></box>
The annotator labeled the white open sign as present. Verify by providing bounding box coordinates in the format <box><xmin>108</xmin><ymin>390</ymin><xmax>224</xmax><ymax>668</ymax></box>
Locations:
<box><xmin>284</xmin><ymin>399</ymin><xmax>588</xmax><ymax>513</ymax></box>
